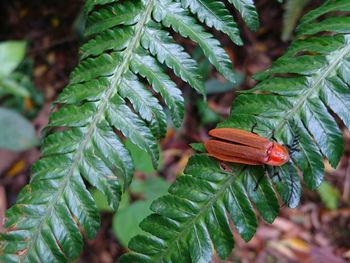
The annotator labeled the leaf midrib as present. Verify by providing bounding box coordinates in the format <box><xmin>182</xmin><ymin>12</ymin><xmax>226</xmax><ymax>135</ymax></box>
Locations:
<box><xmin>144</xmin><ymin>27</ymin><xmax>200</xmax><ymax>87</ymax></box>
<box><xmin>191</xmin><ymin>0</ymin><xmax>229</xmax><ymax>28</ymax></box>
<box><xmin>273</xmin><ymin>37</ymin><xmax>350</xmax><ymax>134</ymax></box>
<box><xmin>153</xmin><ymin>169</ymin><xmax>243</xmax><ymax>262</ymax></box>
<box><xmin>159</xmin><ymin>2</ymin><xmax>214</xmax><ymax>56</ymax></box>
<box><xmin>19</xmin><ymin>1</ymin><xmax>154</xmax><ymax>261</ymax></box>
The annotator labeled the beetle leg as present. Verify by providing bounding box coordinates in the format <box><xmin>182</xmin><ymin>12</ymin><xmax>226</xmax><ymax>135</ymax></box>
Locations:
<box><xmin>268</xmin><ymin>166</ymin><xmax>282</xmax><ymax>181</ymax></box>
<box><xmin>270</xmin><ymin>129</ymin><xmax>278</xmax><ymax>142</ymax></box>
<box><xmin>251</xmin><ymin>122</ymin><xmax>258</xmax><ymax>135</ymax></box>
<box><xmin>254</xmin><ymin>165</ymin><xmax>268</xmax><ymax>192</ymax></box>
<box><xmin>253</xmin><ymin>175</ymin><xmax>265</xmax><ymax>191</ymax></box>
<box><xmin>285</xmin><ymin>133</ymin><xmax>301</xmax><ymax>155</ymax></box>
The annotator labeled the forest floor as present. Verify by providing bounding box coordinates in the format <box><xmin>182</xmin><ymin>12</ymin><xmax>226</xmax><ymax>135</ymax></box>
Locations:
<box><xmin>0</xmin><ymin>0</ymin><xmax>349</xmax><ymax>262</ymax></box>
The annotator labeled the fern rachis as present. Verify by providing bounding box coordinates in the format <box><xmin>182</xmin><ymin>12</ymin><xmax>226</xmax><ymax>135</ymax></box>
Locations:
<box><xmin>0</xmin><ymin>0</ymin><xmax>259</xmax><ymax>262</ymax></box>
<box><xmin>122</xmin><ymin>1</ymin><xmax>350</xmax><ymax>262</ymax></box>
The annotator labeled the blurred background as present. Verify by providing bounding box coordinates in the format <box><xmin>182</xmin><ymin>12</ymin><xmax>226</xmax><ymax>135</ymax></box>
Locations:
<box><xmin>0</xmin><ymin>0</ymin><xmax>349</xmax><ymax>262</ymax></box>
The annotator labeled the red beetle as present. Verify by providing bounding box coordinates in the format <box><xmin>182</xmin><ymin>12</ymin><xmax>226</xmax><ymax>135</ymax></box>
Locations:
<box><xmin>205</xmin><ymin>128</ymin><xmax>290</xmax><ymax>166</ymax></box>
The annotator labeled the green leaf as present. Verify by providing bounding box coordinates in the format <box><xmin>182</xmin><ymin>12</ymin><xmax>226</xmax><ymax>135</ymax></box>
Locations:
<box><xmin>84</xmin><ymin>0</ymin><xmax>119</xmax><ymax>14</ymax></box>
<box><xmin>142</xmin><ymin>22</ymin><xmax>205</xmax><ymax>96</ymax></box>
<box><xmin>282</xmin><ymin>0</ymin><xmax>309</xmax><ymax>41</ymax></box>
<box><xmin>107</xmin><ymin>94</ymin><xmax>159</xmax><ymax>168</ymax></box>
<box><xmin>0</xmin><ymin>77</ymin><xmax>30</xmax><ymax>97</ymax></box>
<box><xmin>121</xmin><ymin>155</ymin><xmax>262</xmax><ymax>262</ymax></box>
<box><xmin>113</xmin><ymin>177</ymin><xmax>170</xmax><ymax>247</ymax></box>
<box><xmin>92</xmin><ymin>189</ymin><xmax>114</xmax><ymax>212</ymax></box>
<box><xmin>190</xmin><ymin>142</ymin><xmax>206</xmax><ymax>152</ymax></box>
<box><xmin>196</xmin><ymin>99</ymin><xmax>222</xmax><ymax>125</ymax></box>
<box><xmin>0</xmin><ymin>107</ymin><xmax>38</xmax><ymax>151</ymax></box>
<box><xmin>92</xmin><ymin>188</ymin><xmax>130</xmax><ymax>212</ymax></box>
<box><xmin>80</xmin><ymin>27</ymin><xmax>133</xmax><ymax>59</ymax></box>
<box><xmin>0</xmin><ymin>0</ymin><xmax>260</xmax><ymax>261</ymax></box>
<box><xmin>131</xmin><ymin>177</ymin><xmax>170</xmax><ymax>201</ymax></box>
<box><xmin>0</xmin><ymin>41</ymin><xmax>26</xmax><ymax>77</ymax></box>
<box><xmin>227</xmin><ymin>0</ymin><xmax>259</xmax><ymax>31</ymax></box>
<box><xmin>131</xmin><ymin>52</ymin><xmax>185</xmax><ymax>127</ymax></box>
<box><xmin>120</xmin><ymin>72</ymin><xmax>167</xmax><ymax>139</ymax></box>
<box><xmin>317</xmin><ymin>181</ymin><xmax>340</xmax><ymax>210</ymax></box>
<box><xmin>85</xmin><ymin>0</ymin><xmax>143</xmax><ymax>36</ymax></box>
<box><xmin>113</xmin><ymin>201</ymin><xmax>153</xmax><ymax>247</ymax></box>
<box><xmin>205</xmin><ymin>76</ymin><xmax>243</xmax><ymax>95</ymax></box>
<box><xmin>125</xmin><ymin>139</ymin><xmax>157</xmax><ymax>174</ymax></box>
<box><xmin>123</xmin><ymin>2</ymin><xmax>350</xmax><ymax>262</ymax></box>
<box><xmin>180</xmin><ymin>0</ymin><xmax>243</xmax><ymax>45</ymax></box>
<box><xmin>155</xmin><ymin>0</ymin><xmax>241</xmax><ymax>84</ymax></box>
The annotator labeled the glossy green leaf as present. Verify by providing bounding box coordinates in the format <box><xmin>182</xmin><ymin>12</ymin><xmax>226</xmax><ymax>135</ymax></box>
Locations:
<box><xmin>181</xmin><ymin>0</ymin><xmax>242</xmax><ymax>45</ymax></box>
<box><xmin>155</xmin><ymin>0</ymin><xmax>242</xmax><ymax>84</ymax></box>
<box><xmin>121</xmin><ymin>155</ymin><xmax>262</xmax><ymax>262</ymax></box>
<box><xmin>142</xmin><ymin>22</ymin><xmax>204</xmax><ymax>96</ymax></box>
<box><xmin>123</xmin><ymin>2</ymin><xmax>350</xmax><ymax>262</ymax></box>
<box><xmin>227</xmin><ymin>0</ymin><xmax>259</xmax><ymax>31</ymax></box>
<box><xmin>1</xmin><ymin>0</ymin><xmax>258</xmax><ymax>261</ymax></box>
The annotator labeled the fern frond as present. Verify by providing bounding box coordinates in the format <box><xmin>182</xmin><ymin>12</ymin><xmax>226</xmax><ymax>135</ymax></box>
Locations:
<box><xmin>0</xmin><ymin>0</ymin><xmax>258</xmax><ymax>262</ymax></box>
<box><xmin>228</xmin><ymin>0</ymin><xmax>259</xmax><ymax>31</ymax></box>
<box><xmin>154</xmin><ymin>0</ymin><xmax>241</xmax><ymax>83</ymax></box>
<box><xmin>282</xmin><ymin>0</ymin><xmax>309</xmax><ymax>41</ymax></box>
<box><xmin>122</xmin><ymin>1</ymin><xmax>350</xmax><ymax>262</ymax></box>
<box><xmin>180</xmin><ymin>0</ymin><xmax>243</xmax><ymax>44</ymax></box>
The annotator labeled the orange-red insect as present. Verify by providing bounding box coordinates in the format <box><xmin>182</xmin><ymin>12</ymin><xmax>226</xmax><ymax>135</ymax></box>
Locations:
<box><xmin>205</xmin><ymin>128</ymin><xmax>290</xmax><ymax>166</ymax></box>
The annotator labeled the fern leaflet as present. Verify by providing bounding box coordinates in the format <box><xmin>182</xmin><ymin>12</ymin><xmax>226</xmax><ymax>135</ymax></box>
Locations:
<box><xmin>0</xmin><ymin>0</ymin><xmax>258</xmax><ymax>262</ymax></box>
<box><xmin>122</xmin><ymin>1</ymin><xmax>350</xmax><ymax>262</ymax></box>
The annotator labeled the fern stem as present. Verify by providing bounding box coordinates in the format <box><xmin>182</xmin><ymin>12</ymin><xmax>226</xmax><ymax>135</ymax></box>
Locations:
<box><xmin>19</xmin><ymin>1</ymin><xmax>155</xmax><ymax>261</ymax></box>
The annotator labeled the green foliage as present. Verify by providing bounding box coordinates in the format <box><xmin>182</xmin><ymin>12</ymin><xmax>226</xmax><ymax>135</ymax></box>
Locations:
<box><xmin>0</xmin><ymin>41</ymin><xmax>41</xmax><ymax>151</ymax></box>
<box><xmin>0</xmin><ymin>41</ymin><xmax>26</xmax><ymax>78</ymax></box>
<box><xmin>0</xmin><ymin>41</ymin><xmax>29</xmax><ymax>98</ymax></box>
<box><xmin>282</xmin><ymin>0</ymin><xmax>309</xmax><ymax>41</ymax></box>
<box><xmin>122</xmin><ymin>1</ymin><xmax>350</xmax><ymax>262</ymax></box>
<box><xmin>0</xmin><ymin>0</ymin><xmax>258</xmax><ymax>262</ymax></box>
<box><xmin>317</xmin><ymin>181</ymin><xmax>340</xmax><ymax>210</ymax></box>
<box><xmin>0</xmin><ymin>107</ymin><xmax>38</xmax><ymax>151</ymax></box>
<box><xmin>113</xmin><ymin>177</ymin><xmax>170</xmax><ymax>247</ymax></box>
